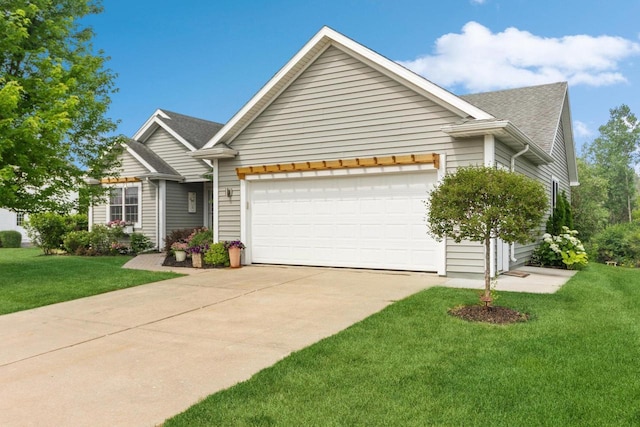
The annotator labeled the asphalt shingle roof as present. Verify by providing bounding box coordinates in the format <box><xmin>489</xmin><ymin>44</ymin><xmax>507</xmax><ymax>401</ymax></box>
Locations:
<box><xmin>461</xmin><ymin>82</ymin><xmax>567</xmax><ymax>154</ymax></box>
<box><xmin>126</xmin><ymin>140</ymin><xmax>180</xmax><ymax>176</ymax></box>
<box><xmin>157</xmin><ymin>110</ymin><xmax>224</xmax><ymax>149</ymax></box>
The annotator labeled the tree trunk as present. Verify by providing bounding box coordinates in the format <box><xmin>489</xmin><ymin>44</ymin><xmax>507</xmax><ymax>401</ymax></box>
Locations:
<box><xmin>484</xmin><ymin>236</ymin><xmax>492</xmax><ymax>304</ymax></box>
<box><xmin>626</xmin><ymin>171</ymin><xmax>632</xmax><ymax>222</ymax></box>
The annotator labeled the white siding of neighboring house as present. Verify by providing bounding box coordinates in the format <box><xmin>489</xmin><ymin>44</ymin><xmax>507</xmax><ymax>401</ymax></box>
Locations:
<box><xmin>144</xmin><ymin>128</ymin><xmax>210</xmax><ymax>181</ymax></box>
<box><xmin>0</xmin><ymin>209</ymin><xmax>29</xmax><ymax>244</ymax></box>
<box><xmin>217</xmin><ymin>45</ymin><xmax>486</xmax><ymax>275</ymax></box>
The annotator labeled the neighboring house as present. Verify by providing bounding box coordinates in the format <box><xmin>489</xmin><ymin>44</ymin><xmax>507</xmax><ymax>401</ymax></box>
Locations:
<box><xmin>0</xmin><ymin>209</ymin><xmax>29</xmax><ymax>244</ymax></box>
<box><xmin>89</xmin><ymin>109</ymin><xmax>223</xmax><ymax>248</ymax></box>
<box><xmin>92</xmin><ymin>26</ymin><xmax>578</xmax><ymax>277</ymax></box>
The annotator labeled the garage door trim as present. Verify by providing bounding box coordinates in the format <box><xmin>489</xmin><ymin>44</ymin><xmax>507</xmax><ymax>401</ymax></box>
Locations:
<box><xmin>240</xmin><ymin>161</ymin><xmax>446</xmax><ymax>275</ymax></box>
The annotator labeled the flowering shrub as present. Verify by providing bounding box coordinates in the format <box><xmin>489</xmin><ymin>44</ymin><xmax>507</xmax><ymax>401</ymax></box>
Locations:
<box><xmin>110</xmin><ymin>242</ymin><xmax>130</xmax><ymax>255</ymax></box>
<box><xmin>187</xmin><ymin>228</ymin><xmax>212</xmax><ymax>255</ymax></box>
<box><xmin>532</xmin><ymin>226</ymin><xmax>588</xmax><ymax>270</ymax></box>
<box><xmin>171</xmin><ymin>241</ymin><xmax>189</xmax><ymax>252</ymax></box>
<box><xmin>224</xmin><ymin>240</ymin><xmax>245</xmax><ymax>250</ymax></box>
<box><xmin>107</xmin><ymin>220</ymin><xmax>132</xmax><ymax>228</ymax></box>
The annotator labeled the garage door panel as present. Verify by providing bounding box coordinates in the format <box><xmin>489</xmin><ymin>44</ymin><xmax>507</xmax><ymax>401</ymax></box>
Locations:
<box><xmin>249</xmin><ymin>171</ymin><xmax>440</xmax><ymax>272</ymax></box>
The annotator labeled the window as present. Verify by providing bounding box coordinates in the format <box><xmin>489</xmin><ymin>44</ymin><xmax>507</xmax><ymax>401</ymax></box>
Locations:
<box><xmin>16</xmin><ymin>212</ymin><xmax>24</xmax><ymax>227</ymax></box>
<box><xmin>109</xmin><ymin>185</ymin><xmax>140</xmax><ymax>225</ymax></box>
<box><xmin>551</xmin><ymin>177</ymin><xmax>560</xmax><ymax>210</ymax></box>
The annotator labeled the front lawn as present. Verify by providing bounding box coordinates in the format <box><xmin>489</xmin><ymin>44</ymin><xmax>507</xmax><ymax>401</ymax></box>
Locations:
<box><xmin>166</xmin><ymin>263</ymin><xmax>640</xmax><ymax>426</ymax></box>
<box><xmin>0</xmin><ymin>248</ymin><xmax>182</xmax><ymax>315</ymax></box>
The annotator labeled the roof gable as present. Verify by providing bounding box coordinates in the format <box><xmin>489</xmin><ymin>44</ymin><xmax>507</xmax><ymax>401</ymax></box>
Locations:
<box><xmin>461</xmin><ymin>82</ymin><xmax>578</xmax><ymax>184</ymax></box>
<box><xmin>461</xmin><ymin>82</ymin><xmax>567</xmax><ymax>154</ymax></box>
<box><xmin>125</xmin><ymin>140</ymin><xmax>181</xmax><ymax>177</ymax></box>
<box><xmin>134</xmin><ymin>109</ymin><xmax>223</xmax><ymax>151</ymax></box>
<box><xmin>201</xmin><ymin>26</ymin><xmax>493</xmax><ymax>149</ymax></box>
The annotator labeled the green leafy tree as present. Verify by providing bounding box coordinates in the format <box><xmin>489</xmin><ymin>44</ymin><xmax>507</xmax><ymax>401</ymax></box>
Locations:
<box><xmin>571</xmin><ymin>158</ymin><xmax>608</xmax><ymax>241</ymax></box>
<box><xmin>427</xmin><ymin>166</ymin><xmax>548</xmax><ymax>304</ymax></box>
<box><xmin>0</xmin><ymin>0</ymin><xmax>123</xmax><ymax>214</ymax></box>
<box><xmin>585</xmin><ymin>105</ymin><xmax>640</xmax><ymax>223</ymax></box>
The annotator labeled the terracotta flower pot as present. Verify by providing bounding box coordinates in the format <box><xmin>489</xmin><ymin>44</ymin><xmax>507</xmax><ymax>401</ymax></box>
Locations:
<box><xmin>174</xmin><ymin>250</ymin><xmax>186</xmax><ymax>262</ymax></box>
<box><xmin>192</xmin><ymin>252</ymin><xmax>202</xmax><ymax>268</ymax></box>
<box><xmin>228</xmin><ymin>247</ymin><xmax>241</xmax><ymax>268</ymax></box>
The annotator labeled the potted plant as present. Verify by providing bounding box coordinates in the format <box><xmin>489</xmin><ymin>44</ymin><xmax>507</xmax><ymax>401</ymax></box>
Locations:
<box><xmin>187</xmin><ymin>244</ymin><xmax>209</xmax><ymax>268</ymax></box>
<box><xmin>224</xmin><ymin>240</ymin><xmax>245</xmax><ymax>268</ymax></box>
<box><xmin>171</xmin><ymin>240</ymin><xmax>188</xmax><ymax>262</ymax></box>
<box><xmin>186</xmin><ymin>228</ymin><xmax>212</xmax><ymax>268</ymax></box>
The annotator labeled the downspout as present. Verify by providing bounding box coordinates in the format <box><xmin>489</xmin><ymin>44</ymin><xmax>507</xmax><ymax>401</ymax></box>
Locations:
<box><xmin>510</xmin><ymin>144</ymin><xmax>530</xmax><ymax>262</ymax></box>
<box><xmin>146</xmin><ymin>178</ymin><xmax>159</xmax><ymax>250</ymax></box>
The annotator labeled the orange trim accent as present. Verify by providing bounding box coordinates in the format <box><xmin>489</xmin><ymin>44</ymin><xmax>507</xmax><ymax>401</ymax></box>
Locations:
<box><xmin>100</xmin><ymin>177</ymin><xmax>141</xmax><ymax>184</ymax></box>
<box><xmin>235</xmin><ymin>153</ymin><xmax>440</xmax><ymax>179</ymax></box>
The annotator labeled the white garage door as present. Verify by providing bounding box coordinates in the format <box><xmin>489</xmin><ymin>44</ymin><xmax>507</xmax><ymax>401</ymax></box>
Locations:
<box><xmin>248</xmin><ymin>171</ymin><xmax>441</xmax><ymax>272</ymax></box>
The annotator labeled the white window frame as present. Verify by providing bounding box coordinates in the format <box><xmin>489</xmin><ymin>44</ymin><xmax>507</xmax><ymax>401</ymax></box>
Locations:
<box><xmin>105</xmin><ymin>183</ymin><xmax>142</xmax><ymax>228</ymax></box>
<box><xmin>16</xmin><ymin>212</ymin><xmax>25</xmax><ymax>227</ymax></box>
<box><xmin>551</xmin><ymin>176</ymin><xmax>560</xmax><ymax>210</ymax></box>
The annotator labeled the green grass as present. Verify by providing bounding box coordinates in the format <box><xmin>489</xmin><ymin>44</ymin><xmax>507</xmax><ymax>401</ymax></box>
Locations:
<box><xmin>0</xmin><ymin>248</ymin><xmax>182</xmax><ymax>315</ymax></box>
<box><xmin>165</xmin><ymin>263</ymin><xmax>640</xmax><ymax>426</ymax></box>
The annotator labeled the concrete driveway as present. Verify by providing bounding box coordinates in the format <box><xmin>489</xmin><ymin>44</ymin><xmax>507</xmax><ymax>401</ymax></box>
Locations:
<box><xmin>0</xmin><ymin>265</ymin><xmax>445</xmax><ymax>427</ymax></box>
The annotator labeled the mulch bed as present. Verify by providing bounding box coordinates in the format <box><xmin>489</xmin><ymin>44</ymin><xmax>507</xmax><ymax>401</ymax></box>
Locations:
<box><xmin>162</xmin><ymin>255</ymin><xmax>225</xmax><ymax>269</ymax></box>
<box><xmin>448</xmin><ymin>305</ymin><xmax>530</xmax><ymax>324</ymax></box>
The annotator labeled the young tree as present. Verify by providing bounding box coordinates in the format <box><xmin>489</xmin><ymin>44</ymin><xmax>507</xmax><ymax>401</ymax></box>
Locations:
<box><xmin>571</xmin><ymin>158</ymin><xmax>608</xmax><ymax>241</ymax></box>
<box><xmin>585</xmin><ymin>105</ymin><xmax>640</xmax><ymax>223</ymax></box>
<box><xmin>427</xmin><ymin>166</ymin><xmax>548</xmax><ymax>305</ymax></box>
<box><xmin>0</xmin><ymin>0</ymin><xmax>123</xmax><ymax>214</ymax></box>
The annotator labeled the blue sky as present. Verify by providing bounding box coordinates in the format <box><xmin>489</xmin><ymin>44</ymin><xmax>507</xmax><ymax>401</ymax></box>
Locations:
<box><xmin>85</xmin><ymin>0</ymin><xmax>640</xmax><ymax>154</ymax></box>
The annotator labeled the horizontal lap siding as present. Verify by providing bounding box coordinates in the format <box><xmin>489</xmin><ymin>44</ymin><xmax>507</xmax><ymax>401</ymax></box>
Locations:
<box><xmin>219</xmin><ymin>46</ymin><xmax>484</xmax><ymax>273</ymax></box>
<box><xmin>92</xmin><ymin>151</ymin><xmax>156</xmax><ymax>247</ymax></box>
<box><xmin>165</xmin><ymin>182</ymin><xmax>205</xmax><ymax>233</ymax></box>
<box><xmin>145</xmin><ymin>128</ymin><xmax>210</xmax><ymax>181</ymax></box>
<box><xmin>496</xmin><ymin>117</ymin><xmax>572</xmax><ymax>267</ymax></box>
<box><xmin>92</xmin><ymin>149</ymin><xmax>148</xmax><ymax>220</ymax></box>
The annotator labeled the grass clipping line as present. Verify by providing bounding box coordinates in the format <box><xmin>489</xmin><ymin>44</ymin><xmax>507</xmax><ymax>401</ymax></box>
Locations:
<box><xmin>448</xmin><ymin>305</ymin><xmax>530</xmax><ymax>324</ymax></box>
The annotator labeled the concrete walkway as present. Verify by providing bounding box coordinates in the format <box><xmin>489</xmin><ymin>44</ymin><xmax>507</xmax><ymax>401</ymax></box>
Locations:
<box><xmin>0</xmin><ymin>265</ymin><xmax>446</xmax><ymax>427</ymax></box>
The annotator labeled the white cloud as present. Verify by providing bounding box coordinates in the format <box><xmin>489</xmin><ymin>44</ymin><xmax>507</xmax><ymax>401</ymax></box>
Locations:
<box><xmin>574</xmin><ymin>120</ymin><xmax>593</xmax><ymax>138</ymax></box>
<box><xmin>398</xmin><ymin>22</ymin><xmax>640</xmax><ymax>92</ymax></box>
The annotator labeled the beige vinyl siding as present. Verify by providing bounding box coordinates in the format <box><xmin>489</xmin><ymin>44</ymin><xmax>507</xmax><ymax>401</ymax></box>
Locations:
<box><xmin>165</xmin><ymin>182</ymin><xmax>205</xmax><ymax>233</ymax></box>
<box><xmin>494</xmin><ymin>115</ymin><xmax>573</xmax><ymax>267</ymax></box>
<box><xmin>145</xmin><ymin>128</ymin><xmax>210</xmax><ymax>181</ymax></box>
<box><xmin>91</xmin><ymin>150</ymin><xmax>158</xmax><ymax>246</ymax></box>
<box><xmin>217</xmin><ymin>45</ymin><xmax>485</xmax><ymax>274</ymax></box>
<box><xmin>138</xmin><ymin>183</ymin><xmax>156</xmax><ymax>246</ymax></box>
<box><xmin>92</xmin><ymin>150</ymin><xmax>148</xmax><ymax>229</ymax></box>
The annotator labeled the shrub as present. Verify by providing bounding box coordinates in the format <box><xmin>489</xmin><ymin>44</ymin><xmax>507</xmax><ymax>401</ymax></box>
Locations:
<box><xmin>164</xmin><ymin>228</ymin><xmax>196</xmax><ymax>253</ymax></box>
<box><xmin>63</xmin><ymin>230</ymin><xmax>91</xmax><ymax>253</ymax></box>
<box><xmin>187</xmin><ymin>228</ymin><xmax>213</xmax><ymax>254</ymax></box>
<box><xmin>546</xmin><ymin>191</ymin><xmax>573</xmax><ymax>235</ymax></box>
<box><xmin>26</xmin><ymin>212</ymin><xmax>88</xmax><ymax>254</ymax></box>
<box><xmin>110</xmin><ymin>242</ymin><xmax>130</xmax><ymax>255</ymax></box>
<box><xmin>590</xmin><ymin>222</ymin><xmax>640</xmax><ymax>266</ymax></box>
<box><xmin>86</xmin><ymin>225</ymin><xmax>119</xmax><ymax>255</ymax></box>
<box><xmin>204</xmin><ymin>242</ymin><xmax>230</xmax><ymax>267</ymax></box>
<box><xmin>130</xmin><ymin>233</ymin><xmax>153</xmax><ymax>254</ymax></box>
<box><xmin>532</xmin><ymin>226</ymin><xmax>588</xmax><ymax>270</ymax></box>
<box><xmin>26</xmin><ymin>212</ymin><xmax>68</xmax><ymax>254</ymax></box>
<box><xmin>0</xmin><ymin>230</ymin><xmax>22</xmax><ymax>248</ymax></box>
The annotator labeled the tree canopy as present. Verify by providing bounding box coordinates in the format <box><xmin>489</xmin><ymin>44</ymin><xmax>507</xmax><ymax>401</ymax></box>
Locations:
<box><xmin>584</xmin><ymin>105</ymin><xmax>640</xmax><ymax>224</ymax></box>
<box><xmin>0</xmin><ymin>0</ymin><xmax>123</xmax><ymax>213</ymax></box>
<box><xmin>427</xmin><ymin>166</ymin><xmax>548</xmax><ymax>301</ymax></box>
